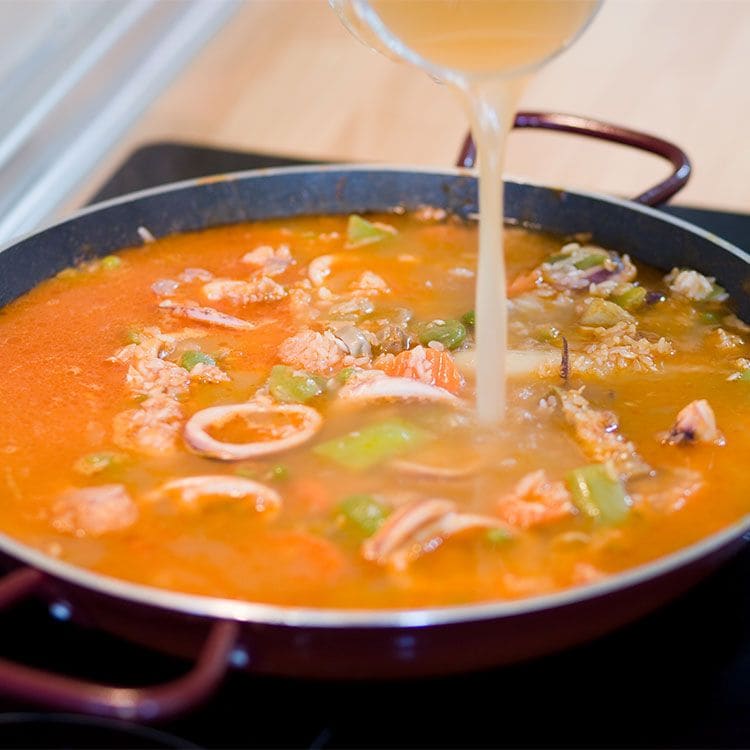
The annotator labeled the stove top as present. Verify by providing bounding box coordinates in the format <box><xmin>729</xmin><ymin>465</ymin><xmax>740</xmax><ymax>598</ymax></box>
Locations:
<box><xmin>3</xmin><ymin>143</ymin><xmax>750</xmax><ymax>749</ymax></box>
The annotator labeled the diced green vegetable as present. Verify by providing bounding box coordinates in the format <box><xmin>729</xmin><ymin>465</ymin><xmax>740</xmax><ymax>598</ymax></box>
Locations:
<box><xmin>566</xmin><ymin>464</ymin><xmax>630</xmax><ymax>525</ymax></box>
<box><xmin>579</xmin><ymin>298</ymin><xmax>633</xmax><ymax>327</ymax></box>
<box><xmin>338</xmin><ymin>494</ymin><xmax>389</xmax><ymax>535</ymax></box>
<box><xmin>486</xmin><ymin>527</ymin><xmax>513</xmax><ymax>545</ymax></box>
<box><xmin>573</xmin><ymin>253</ymin><xmax>606</xmax><ymax>270</ymax></box>
<box><xmin>418</xmin><ymin>319</ymin><xmax>467</xmax><ymax>350</ymax></box>
<box><xmin>700</xmin><ymin>311</ymin><xmax>721</xmax><ymax>325</ymax></box>
<box><xmin>180</xmin><ymin>350</ymin><xmax>216</xmax><ymax>371</ymax></box>
<box><xmin>707</xmin><ymin>283</ymin><xmax>727</xmax><ymax>301</ymax></box>
<box><xmin>314</xmin><ymin>419</ymin><xmax>431</xmax><ymax>470</ymax></box>
<box><xmin>125</xmin><ymin>328</ymin><xmax>142</xmax><ymax>345</ymax></box>
<box><xmin>612</xmin><ymin>285</ymin><xmax>647</xmax><ymax>312</ymax></box>
<box><xmin>73</xmin><ymin>451</ymin><xmax>127</xmax><ymax>476</ymax></box>
<box><xmin>532</xmin><ymin>325</ymin><xmax>562</xmax><ymax>346</ymax></box>
<box><xmin>267</xmin><ymin>464</ymin><xmax>289</xmax><ymax>481</ymax></box>
<box><xmin>738</xmin><ymin>369</ymin><xmax>750</xmax><ymax>382</ymax></box>
<box><xmin>461</xmin><ymin>310</ymin><xmax>476</xmax><ymax>328</ymax></box>
<box><xmin>546</xmin><ymin>252</ymin><xmax>570</xmax><ymax>264</ymax></box>
<box><xmin>346</xmin><ymin>215</ymin><xmax>396</xmax><ymax>246</ymax></box>
<box><xmin>236</xmin><ymin>464</ymin><xmax>289</xmax><ymax>481</ymax></box>
<box><xmin>101</xmin><ymin>255</ymin><xmax>122</xmax><ymax>270</ymax></box>
<box><xmin>336</xmin><ymin>367</ymin><xmax>356</xmax><ymax>383</ymax></box>
<box><xmin>268</xmin><ymin>365</ymin><xmax>324</xmax><ymax>403</ymax></box>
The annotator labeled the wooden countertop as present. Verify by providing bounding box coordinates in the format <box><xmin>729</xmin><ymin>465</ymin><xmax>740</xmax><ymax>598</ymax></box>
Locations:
<box><xmin>82</xmin><ymin>0</ymin><xmax>750</xmax><ymax>213</ymax></box>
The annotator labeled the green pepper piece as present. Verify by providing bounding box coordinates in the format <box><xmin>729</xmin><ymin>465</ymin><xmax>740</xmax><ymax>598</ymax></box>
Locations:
<box><xmin>461</xmin><ymin>310</ymin><xmax>476</xmax><ymax>328</ymax></box>
<box><xmin>707</xmin><ymin>283</ymin><xmax>727</xmax><ymax>301</ymax></box>
<box><xmin>346</xmin><ymin>215</ymin><xmax>396</xmax><ymax>246</ymax></box>
<box><xmin>738</xmin><ymin>369</ymin><xmax>750</xmax><ymax>382</ymax></box>
<box><xmin>73</xmin><ymin>451</ymin><xmax>127</xmax><ymax>476</ymax></box>
<box><xmin>314</xmin><ymin>419</ymin><xmax>431</xmax><ymax>470</ymax></box>
<box><xmin>124</xmin><ymin>328</ymin><xmax>143</xmax><ymax>345</ymax></box>
<box><xmin>418</xmin><ymin>319</ymin><xmax>467</xmax><ymax>350</ymax></box>
<box><xmin>101</xmin><ymin>255</ymin><xmax>122</xmax><ymax>270</ymax></box>
<box><xmin>612</xmin><ymin>286</ymin><xmax>647</xmax><ymax>311</ymax></box>
<box><xmin>336</xmin><ymin>366</ymin><xmax>356</xmax><ymax>383</ymax></box>
<box><xmin>579</xmin><ymin>298</ymin><xmax>633</xmax><ymax>327</ymax></box>
<box><xmin>566</xmin><ymin>464</ymin><xmax>630</xmax><ymax>525</ymax></box>
<box><xmin>486</xmin><ymin>527</ymin><xmax>513</xmax><ymax>545</ymax></box>
<box><xmin>267</xmin><ymin>464</ymin><xmax>289</xmax><ymax>481</ymax></box>
<box><xmin>338</xmin><ymin>494</ymin><xmax>389</xmax><ymax>535</ymax></box>
<box><xmin>532</xmin><ymin>324</ymin><xmax>562</xmax><ymax>346</ymax></box>
<box><xmin>268</xmin><ymin>365</ymin><xmax>324</xmax><ymax>403</ymax></box>
<box><xmin>573</xmin><ymin>253</ymin><xmax>606</xmax><ymax>270</ymax></box>
<box><xmin>180</xmin><ymin>350</ymin><xmax>216</xmax><ymax>371</ymax></box>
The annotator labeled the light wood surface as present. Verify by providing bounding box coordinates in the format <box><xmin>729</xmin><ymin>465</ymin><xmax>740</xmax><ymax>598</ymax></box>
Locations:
<box><xmin>82</xmin><ymin>0</ymin><xmax>750</xmax><ymax>213</ymax></box>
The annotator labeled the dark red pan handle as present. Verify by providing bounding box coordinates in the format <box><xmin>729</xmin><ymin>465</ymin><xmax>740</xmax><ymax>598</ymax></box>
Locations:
<box><xmin>0</xmin><ymin>566</ymin><xmax>239</xmax><ymax>722</ymax></box>
<box><xmin>456</xmin><ymin>111</ymin><xmax>692</xmax><ymax>207</ymax></box>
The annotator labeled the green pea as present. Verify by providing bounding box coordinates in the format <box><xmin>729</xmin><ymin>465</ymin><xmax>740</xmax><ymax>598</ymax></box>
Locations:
<box><xmin>418</xmin><ymin>319</ymin><xmax>467</xmax><ymax>350</ymax></box>
<box><xmin>460</xmin><ymin>310</ymin><xmax>476</xmax><ymax>328</ymax></box>
<box><xmin>346</xmin><ymin>215</ymin><xmax>397</xmax><ymax>246</ymax></box>
<box><xmin>101</xmin><ymin>255</ymin><xmax>122</xmax><ymax>270</ymax></box>
<box><xmin>573</xmin><ymin>253</ymin><xmax>607</xmax><ymax>270</ymax></box>
<box><xmin>180</xmin><ymin>350</ymin><xmax>216</xmax><ymax>371</ymax></box>
<box><xmin>338</xmin><ymin>494</ymin><xmax>389</xmax><ymax>536</ymax></box>
<box><xmin>486</xmin><ymin>527</ymin><xmax>513</xmax><ymax>545</ymax></box>
<box><xmin>268</xmin><ymin>365</ymin><xmax>324</xmax><ymax>403</ymax></box>
<box><xmin>267</xmin><ymin>464</ymin><xmax>289</xmax><ymax>481</ymax></box>
<box><xmin>612</xmin><ymin>286</ymin><xmax>647</xmax><ymax>312</ymax></box>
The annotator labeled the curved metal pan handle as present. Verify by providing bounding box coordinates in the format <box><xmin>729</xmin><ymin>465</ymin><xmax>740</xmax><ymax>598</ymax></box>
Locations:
<box><xmin>0</xmin><ymin>566</ymin><xmax>239</xmax><ymax>722</ymax></box>
<box><xmin>456</xmin><ymin>111</ymin><xmax>692</xmax><ymax>207</ymax></box>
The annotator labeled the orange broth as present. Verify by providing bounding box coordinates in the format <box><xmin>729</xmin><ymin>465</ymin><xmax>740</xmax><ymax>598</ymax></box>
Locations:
<box><xmin>1</xmin><ymin>212</ymin><xmax>749</xmax><ymax>608</ymax></box>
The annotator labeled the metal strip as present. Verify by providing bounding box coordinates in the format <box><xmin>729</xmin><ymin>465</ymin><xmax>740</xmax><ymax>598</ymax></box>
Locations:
<box><xmin>0</xmin><ymin>0</ymin><xmax>240</xmax><ymax>245</ymax></box>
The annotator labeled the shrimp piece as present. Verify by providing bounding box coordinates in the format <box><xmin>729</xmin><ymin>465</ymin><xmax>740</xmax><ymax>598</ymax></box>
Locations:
<box><xmin>381</xmin><ymin>345</ymin><xmax>465</xmax><ymax>395</ymax></box>
<box><xmin>52</xmin><ymin>485</ymin><xmax>138</xmax><ymax>536</ymax></box>
<box><xmin>496</xmin><ymin>470</ymin><xmax>574</xmax><ymax>529</ymax></box>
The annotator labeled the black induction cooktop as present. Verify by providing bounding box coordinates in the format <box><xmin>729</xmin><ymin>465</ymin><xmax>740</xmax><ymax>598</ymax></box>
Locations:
<box><xmin>2</xmin><ymin>143</ymin><xmax>750</xmax><ymax>750</ymax></box>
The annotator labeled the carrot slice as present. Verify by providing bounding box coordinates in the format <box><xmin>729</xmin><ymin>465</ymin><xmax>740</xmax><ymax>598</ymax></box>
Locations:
<box><xmin>507</xmin><ymin>268</ymin><xmax>542</xmax><ymax>298</ymax></box>
<box><xmin>382</xmin><ymin>346</ymin><xmax>465</xmax><ymax>395</ymax></box>
<box><xmin>289</xmin><ymin>476</ymin><xmax>334</xmax><ymax>513</ymax></box>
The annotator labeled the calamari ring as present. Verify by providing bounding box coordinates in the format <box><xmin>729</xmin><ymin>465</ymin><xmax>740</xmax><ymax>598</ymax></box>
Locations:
<box><xmin>154</xmin><ymin>475</ymin><xmax>281</xmax><ymax>514</ymax></box>
<box><xmin>338</xmin><ymin>374</ymin><xmax>460</xmax><ymax>406</ymax></box>
<box><xmin>184</xmin><ymin>403</ymin><xmax>322</xmax><ymax>460</ymax></box>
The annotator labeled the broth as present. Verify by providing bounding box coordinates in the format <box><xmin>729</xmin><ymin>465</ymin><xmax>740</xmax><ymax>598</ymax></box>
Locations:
<box><xmin>0</xmin><ymin>212</ymin><xmax>748</xmax><ymax>608</ymax></box>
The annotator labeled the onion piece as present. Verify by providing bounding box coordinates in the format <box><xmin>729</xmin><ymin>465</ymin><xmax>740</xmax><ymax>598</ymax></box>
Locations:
<box><xmin>390</xmin><ymin>457</ymin><xmax>481</xmax><ymax>480</ymax></box>
<box><xmin>152</xmin><ymin>475</ymin><xmax>281</xmax><ymax>514</ymax></box>
<box><xmin>184</xmin><ymin>402</ymin><xmax>322</xmax><ymax>460</ymax></box>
